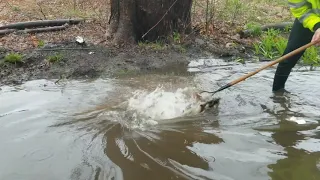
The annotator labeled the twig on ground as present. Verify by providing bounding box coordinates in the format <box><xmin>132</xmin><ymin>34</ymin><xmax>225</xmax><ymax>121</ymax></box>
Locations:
<box><xmin>73</xmin><ymin>0</ymin><xmax>77</xmax><ymax>11</ymax></box>
<box><xmin>36</xmin><ymin>1</ymin><xmax>47</xmax><ymax>20</ymax></box>
<box><xmin>205</xmin><ymin>0</ymin><xmax>209</xmax><ymax>33</ymax></box>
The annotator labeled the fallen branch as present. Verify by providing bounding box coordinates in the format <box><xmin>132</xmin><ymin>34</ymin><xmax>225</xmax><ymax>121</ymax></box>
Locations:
<box><xmin>0</xmin><ymin>29</ymin><xmax>15</xmax><ymax>35</ymax></box>
<box><xmin>0</xmin><ymin>25</ymin><xmax>69</xmax><ymax>36</ymax></box>
<box><xmin>36</xmin><ymin>1</ymin><xmax>47</xmax><ymax>20</ymax></box>
<box><xmin>239</xmin><ymin>22</ymin><xmax>293</xmax><ymax>38</ymax></box>
<box><xmin>21</xmin><ymin>24</ymin><xmax>69</xmax><ymax>33</ymax></box>
<box><xmin>36</xmin><ymin>48</ymin><xmax>96</xmax><ymax>51</ymax></box>
<box><xmin>0</xmin><ymin>18</ymin><xmax>84</xmax><ymax>30</ymax></box>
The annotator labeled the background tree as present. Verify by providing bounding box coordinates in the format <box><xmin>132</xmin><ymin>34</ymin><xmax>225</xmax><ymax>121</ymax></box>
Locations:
<box><xmin>106</xmin><ymin>0</ymin><xmax>193</xmax><ymax>45</ymax></box>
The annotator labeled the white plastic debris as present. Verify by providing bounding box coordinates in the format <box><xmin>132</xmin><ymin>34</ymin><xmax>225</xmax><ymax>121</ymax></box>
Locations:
<box><xmin>89</xmin><ymin>52</ymin><xmax>94</xmax><ymax>55</ymax></box>
<box><xmin>288</xmin><ymin>116</ymin><xmax>306</xmax><ymax>125</ymax></box>
<box><xmin>76</xmin><ymin>36</ymin><xmax>84</xmax><ymax>44</ymax></box>
<box><xmin>188</xmin><ymin>59</ymin><xmax>205</xmax><ymax>67</ymax></box>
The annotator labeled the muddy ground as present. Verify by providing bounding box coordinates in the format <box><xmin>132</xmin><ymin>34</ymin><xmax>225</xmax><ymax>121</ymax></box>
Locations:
<box><xmin>0</xmin><ymin>31</ymin><xmax>252</xmax><ymax>86</ymax></box>
<box><xmin>0</xmin><ymin>0</ymin><xmax>292</xmax><ymax>87</ymax></box>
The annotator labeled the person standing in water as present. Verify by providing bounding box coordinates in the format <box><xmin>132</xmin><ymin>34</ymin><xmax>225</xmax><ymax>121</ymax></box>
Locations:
<box><xmin>273</xmin><ymin>0</ymin><xmax>320</xmax><ymax>92</ymax></box>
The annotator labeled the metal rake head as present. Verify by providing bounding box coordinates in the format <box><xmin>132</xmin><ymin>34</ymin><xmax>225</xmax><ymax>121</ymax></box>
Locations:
<box><xmin>193</xmin><ymin>92</ymin><xmax>220</xmax><ymax>113</ymax></box>
<box><xmin>199</xmin><ymin>97</ymin><xmax>220</xmax><ymax>113</ymax></box>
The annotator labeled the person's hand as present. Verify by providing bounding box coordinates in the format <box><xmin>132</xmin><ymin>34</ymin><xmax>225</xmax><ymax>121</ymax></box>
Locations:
<box><xmin>312</xmin><ymin>28</ymin><xmax>320</xmax><ymax>46</ymax></box>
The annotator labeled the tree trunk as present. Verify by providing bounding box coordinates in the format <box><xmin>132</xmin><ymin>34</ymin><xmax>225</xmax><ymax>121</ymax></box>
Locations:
<box><xmin>106</xmin><ymin>0</ymin><xmax>193</xmax><ymax>45</ymax></box>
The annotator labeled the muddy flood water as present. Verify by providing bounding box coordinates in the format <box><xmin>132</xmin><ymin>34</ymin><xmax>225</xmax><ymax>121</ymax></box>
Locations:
<box><xmin>1</xmin><ymin>58</ymin><xmax>320</xmax><ymax>180</ymax></box>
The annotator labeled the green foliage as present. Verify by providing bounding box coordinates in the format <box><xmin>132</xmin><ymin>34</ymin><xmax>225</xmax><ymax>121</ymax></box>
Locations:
<box><xmin>253</xmin><ymin>29</ymin><xmax>283</xmax><ymax>59</ymax></box>
<box><xmin>47</xmin><ymin>53</ymin><xmax>63</xmax><ymax>63</ymax></box>
<box><xmin>138</xmin><ymin>40</ymin><xmax>167</xmax><ymax>51</ymax></box>
<box><xmin>38</xmin><ymin>40</ymin><xmax>45</xmax><ymax>48</ymax></box>
<box><xmin>174</xmin><ymin>45</ymin><xmax>186</xmax><ymax>53</ymax></box>
<box><xmin>284</xmin><ymin>24</ymin><xmax>293</xmax><ymax>33</ymax></box>
<box><xmin>301</xmin><ymin>46</ymin><xmax>320</xmax><ymax>70</ymax></box>
<box><xmin>173</xmin><ymin>31</ymin><xmax>181</xmax><ymax>44</ymax></box>
<box><xmin>245</xmin><ymin>22</ymin><xmax>262</xmax><ymax>36</ymax></box>
<box><xmin>235</xmin><ymin>57</ymin><xmax>245</xmax><ymax>64</ymax></box>
<box><xmin>4</xmin><ymin>53</ymin><xmax>23</xmax><ymax>64</ymax></box>
<box><xmin>11</xmin><ymin>6</ymin><xmax>20</xmax><ymax>12</ymax></box>
<box><xmin>253</xmin><ymin>28</ymin><xmax>320</xmax><ymax>69</ymax></box>
<box><xmin>274</xmin><ymin>38</ymin><xmax>287</xmax><ymax>56</ymax></box>
<box><xmin>221</xmin><ymin>0</ymin><xmax>248</xmax><ymax>24</ymax></box>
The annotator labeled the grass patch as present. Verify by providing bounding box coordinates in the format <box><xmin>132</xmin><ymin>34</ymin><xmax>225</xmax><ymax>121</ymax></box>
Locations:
<box><xmin>173</xmin><ymin>31</ymin><xmax>181</xmax><ymax>44</ymax></box>
<box><xmin>253</xmin><ymin>29</ymin><xmax>320</xmax><ymax>69</ymax></box>
<box><xmin>138</xmin><ymin>40</ymin><xmax>167</xmax><ymax>51</ymax></box>
<box><xmin>301</xmin><ymin>46</ymin><xmax>320</xmax><ymax>70</ymax></box>
<box><xmin>47</xmin><ymin>53</ymin><xmax>64</xmax><ymax>63</ymax></box>
<box><xmin>244</xmin><ymin>22</ymin><xmax>262</xmax><ymax>36</ymax></box>
<box><xmin>253</xmin><ymin>29</ymin><xmax>286</xmax><ymax>59</ymax></box>
<box><xmin>192</xmin><ymin>0</ymin><xmax>291</xmax><ymax>35</ymax></box>
<box><xmin>175</xmin><ymin>45</ymin><xmax>187</xmax><ymax>53</ymax></box>
<box><xmin>4</xmin><ymin>53</ymin><xmax>23</xmax><ymax>64</ymax></box>
<box><xmin>38</xmin><ymin>40</ymin><xmax>45</xmax><ymax>48</ymax></box>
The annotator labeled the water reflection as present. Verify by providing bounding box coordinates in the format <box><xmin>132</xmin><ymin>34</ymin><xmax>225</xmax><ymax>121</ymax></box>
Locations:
<box><xmin>261</xmin><ymin>91</ymin><xmax>320</xmax><ymax>179</ymax></box>
<box><xmin>52</xmin><ymin>107</ymin><xmax>224</xmax><ymax>180</ymax></box>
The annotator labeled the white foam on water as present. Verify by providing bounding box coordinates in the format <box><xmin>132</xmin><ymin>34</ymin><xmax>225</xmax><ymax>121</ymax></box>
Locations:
<box><xmin>124</xmin><ymin>86</ymin><xmax>205</xmax><ymax>129</ymax></box>
<box><xmin>294</xmin><ymin>138</ymin><xmax>320</xmax><ymax>153</ymax></box>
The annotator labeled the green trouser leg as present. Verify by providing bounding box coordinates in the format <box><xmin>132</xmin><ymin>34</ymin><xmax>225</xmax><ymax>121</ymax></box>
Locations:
<box><xmin>272</xmin><ymin>19</ymin><xmax>314</xmax><ymax>92</ymax></box>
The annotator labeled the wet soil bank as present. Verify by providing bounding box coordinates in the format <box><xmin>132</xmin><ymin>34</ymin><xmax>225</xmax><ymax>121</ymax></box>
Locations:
<box><xmin>0</xmin><ymin>36</ymin><xmax>250</xmax><ymax>86</ymax></box>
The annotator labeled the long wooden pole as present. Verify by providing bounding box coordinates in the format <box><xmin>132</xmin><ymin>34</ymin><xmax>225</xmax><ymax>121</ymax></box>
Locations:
<box><xmin>200</xmin><ymin>41</ymin><xmax>316</xmax><ymax>95</ymax></box>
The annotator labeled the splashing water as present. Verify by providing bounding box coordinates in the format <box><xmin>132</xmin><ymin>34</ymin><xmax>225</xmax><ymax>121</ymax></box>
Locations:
<box><xmin>128</xmin><ymin>86</ymin><xmax>201</xmax><ymax>119</ymax></box>
<box><xmin>99</xmin><ymin>86</ymin><xmax>206</xmax><ymax>130</ymax></box>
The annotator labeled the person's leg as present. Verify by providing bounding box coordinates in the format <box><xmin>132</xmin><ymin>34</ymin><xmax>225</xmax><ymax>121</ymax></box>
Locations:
<box><xmin>272</xmin><ymin>19</ymin><xmax>314</xmax><ymax>91</ymax></box>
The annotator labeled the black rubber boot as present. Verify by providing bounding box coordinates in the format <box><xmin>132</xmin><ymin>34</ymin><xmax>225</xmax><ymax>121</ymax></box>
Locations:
<box><xmin>272</xmin><ymin>62</ymin><xmax>293</xmax><ymax>91</ymax></box>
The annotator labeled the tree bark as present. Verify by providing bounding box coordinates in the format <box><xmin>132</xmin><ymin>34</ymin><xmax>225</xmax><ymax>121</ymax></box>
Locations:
<box><xmin>106</xmin><ymin>0</ymin><xmax>193</xmax><ymax>45</ymax></box>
